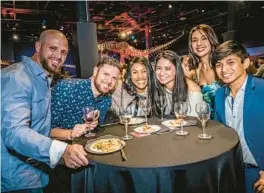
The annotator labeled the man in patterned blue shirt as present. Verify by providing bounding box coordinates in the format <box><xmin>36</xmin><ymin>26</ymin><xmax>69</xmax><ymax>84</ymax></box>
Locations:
<box><xmin>51</xmin><ymin>56</ymin><xmax>121</xmax><ymax>138</ymax></box>
<box><xmin>213</xmin><ymin>41</ymin><xmax>264</xmax><ymax>193</ymax></box>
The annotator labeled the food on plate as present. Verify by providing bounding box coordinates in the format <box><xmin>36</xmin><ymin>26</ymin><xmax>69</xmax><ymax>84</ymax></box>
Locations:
<box><xmin>142</xmin><ymin>124</ymin><xmax>155</xmax><ymax>132</ymax></box>
<box><xmin>169</xmin><ymin>119</ymin><xmax>183</xmax><ymax>127</ymax></box>
<box><xmin>91</xmin><ymin>138</ymin><xmax>122</xmax><ymax>153</ymax></box>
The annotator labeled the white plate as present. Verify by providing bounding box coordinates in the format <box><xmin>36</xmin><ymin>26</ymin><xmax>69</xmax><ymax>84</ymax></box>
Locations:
<box><xmin>120</xmin><ymin>117</ymin><xmax>145</xmax><ymax>125</ymax></box>
<box><xmin>85</xmin><ymin>138</ymin><xmax>126</xmax><ymax>154</ymax></box>
<box><xmin>133</xmin><ymin>125</ymin><xmax>161</xmax><ymax>134</ymax></box>
<box><xmin>161</xmin><ymin>119</ymin><xmax>187</xmax><ymax>129</ymax></box>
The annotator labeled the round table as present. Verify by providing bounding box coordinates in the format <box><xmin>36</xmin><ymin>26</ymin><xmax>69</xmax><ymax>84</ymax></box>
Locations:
<box><xmin>71</xmin><ymin>117</ymin><xmax>245</xmax><ymax>193</ymax></box>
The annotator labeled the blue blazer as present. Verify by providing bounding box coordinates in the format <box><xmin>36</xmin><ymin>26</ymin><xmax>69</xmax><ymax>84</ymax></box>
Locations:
<box><xmin>214</xmin><ymin>75</ymin><xmax>264</xmax><ymax>170</ymax></box>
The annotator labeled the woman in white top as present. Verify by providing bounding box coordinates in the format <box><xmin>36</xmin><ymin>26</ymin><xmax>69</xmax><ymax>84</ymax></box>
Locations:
<box><xmin>154</xmin><ymin>50</ymin><xmax>203</xmax><ymax>117</ymax></box>
<box><xmin>111</xmin><ymin>56</ymin><xmax>155</xmax><ymax>116</ymax></box>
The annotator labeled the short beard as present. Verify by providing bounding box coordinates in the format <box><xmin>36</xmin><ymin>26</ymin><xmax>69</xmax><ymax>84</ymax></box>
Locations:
<box><xmin>41</xmin><ymin>59</ymin><xmax>61</xmax><ymax>75</ymax></box>
<box><xmin>93</xmin><ymin>75</ymin><xmax>114</xmax><ymax>95</ymax></box>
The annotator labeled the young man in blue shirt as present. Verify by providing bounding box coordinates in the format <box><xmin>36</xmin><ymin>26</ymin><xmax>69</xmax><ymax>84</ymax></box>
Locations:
<box><xmin>213</xmin><ymin>40</ymin><xmax>264</xmax><ymax>193</ymax></box>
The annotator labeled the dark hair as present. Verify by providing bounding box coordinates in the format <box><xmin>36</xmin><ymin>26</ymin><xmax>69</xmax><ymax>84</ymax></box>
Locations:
<box><xmin>51</xmin><ymin>67</ymin><xmax>71</xmax><ymax>87</ymax></box>
<box><xmin>154</xmin><ymin>50</ymin><xmax>188</xmax><ymax>114</ymax></box>
<box><xmin>188</xmin><ymin>24</ymin><xmax>219</xmax><ymax>68</ymax></box>
<box><xmin>180</xmin><ymin>55</ymin><xmax>194</xmax><ymax>70</ymax></box>
<box><xmin>96</xmin><ymin>56</ymin><xmax>121</xmax><ymax>72</ymax></box>
<box><xmin>180</xmin><ymin>55</ymin><xmax>189</xmax><ymax>63</ymax></box>
<box><xmin>259</xmin><ymin>56</ymin><xmax>264</xmax><ymax>60</ymax></box>
<box><xmin>124</xmin><ymin>56</ymin><xmax>155</xmax><ymax>107</ymax></box>
<box><xmin>212</xmin><ymin>40</ymin><xmax>249</xmax><ymax>66</ymax></box>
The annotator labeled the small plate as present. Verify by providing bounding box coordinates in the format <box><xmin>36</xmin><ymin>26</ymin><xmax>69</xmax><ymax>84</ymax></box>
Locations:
<box><xmin>85</xmin><ymin>138</ymin><xmax>126</xmax><ymax>154</ymax></box>
<box><xmin>133</xmin><ymin>125</ymin><xmax>161</xmax><ymax>134</ymax></box>
<box><xmin>161</xmin><ymin>119</ymin><xmax>187</xmax><ymax>129</ymax></box>
<box><xmin>120</xmin><ymin>117</ymin><xmax>145</xmax><ymax>125</ymax></box>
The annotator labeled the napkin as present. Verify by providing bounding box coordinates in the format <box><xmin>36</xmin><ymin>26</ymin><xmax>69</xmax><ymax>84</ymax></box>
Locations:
<box><xmin>130</xmin><ymin>132</ymin><xmax>151</xmax><ymax>138</ymax></box>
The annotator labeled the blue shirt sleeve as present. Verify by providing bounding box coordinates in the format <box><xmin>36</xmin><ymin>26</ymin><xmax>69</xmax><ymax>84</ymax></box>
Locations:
<box><xmin>1</xmin><ymin>73</ymin><xmax>52</xmax><ymax>165</ymax></box>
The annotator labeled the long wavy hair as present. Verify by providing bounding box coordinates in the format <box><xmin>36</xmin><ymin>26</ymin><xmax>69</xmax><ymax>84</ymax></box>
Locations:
<box><xmin>188</xmin><ymin>24</ymin><xmax>219</xmax><ymax>68</ymax></box>
<box><xmin>124</xmin><ymin>56</ymin><xmax>155</xmax><ymax>107</ymax></box>
<box><xmin>154</xmin><ymin>50</ymin><xmax>188</xmax><ymax>115</ymax></box>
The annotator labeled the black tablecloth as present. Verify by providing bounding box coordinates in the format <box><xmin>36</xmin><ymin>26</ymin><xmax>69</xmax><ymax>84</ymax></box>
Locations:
<box><xmin>71</xmin><ymin>118</ymin><xmax>245</xmax><ymax>193</ymax></box>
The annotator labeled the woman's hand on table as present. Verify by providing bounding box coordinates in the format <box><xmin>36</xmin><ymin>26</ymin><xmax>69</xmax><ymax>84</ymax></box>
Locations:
<box><xmin>254</xmin><ymin>170</ymin><xmax>264</xmax><ymax>193</ymax></box>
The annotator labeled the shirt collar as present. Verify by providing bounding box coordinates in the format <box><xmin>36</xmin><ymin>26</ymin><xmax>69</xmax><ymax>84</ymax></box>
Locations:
<box><xmin>224</xmin><ymin>75</ymin><xmax>248</xmax><ymax>96</ymax></box>
<box><xmin>22</xmin><ymin>56</ymin><xmax>47</xmax><ymax>78</ymax></box>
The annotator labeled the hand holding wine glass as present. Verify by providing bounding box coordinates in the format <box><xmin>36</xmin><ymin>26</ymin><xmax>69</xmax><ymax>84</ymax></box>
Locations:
<box><xmin>174</xmin><ymin>101</ymin><xmax>188</xmax><ymax>136</ymax></box>
<box><xmin>82</xmin><ymin>106</ymin><xmax>98</xmax><ymax>137</ymax></box>
<box><xmin>195</xmin><ymin>101</ymin><xmax>212</xmax><ymax>139</ymax></box>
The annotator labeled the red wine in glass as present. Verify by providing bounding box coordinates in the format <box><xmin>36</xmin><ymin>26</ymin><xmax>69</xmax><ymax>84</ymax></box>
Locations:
<box><xmin>82</xmin><ymin>106</ymin><xmax>96</xmax><ymax>137</ymax></box>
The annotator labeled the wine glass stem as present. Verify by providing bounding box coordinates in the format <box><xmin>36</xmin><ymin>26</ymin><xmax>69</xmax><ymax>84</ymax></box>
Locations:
<box><xmin>202</xmin><ymin>121</ymin><xmax>206</xmax><ymax>135</ymax></box>
<box><xmin>125</xmin><ymin>120</ymin><xmax>128</xmax><ymax>136</ymax></box>
<box><xmin>145</xmin><ymin>114</ymin><xmax>148</xmax><ymax>124</ymax></box>
<box><xmin>180</xmin><ymin>121</ymin><xmax>183</xmax><ymax>132</ymax></box>
<box><xmin>88</xmin><ymin>127</ymin><xmax>91</xmax><ymax>135</ymax></box>
<box><xmin>161</xmin><ymin>111</ymin><xmax>163</xmax><ymax>120</ymax></box>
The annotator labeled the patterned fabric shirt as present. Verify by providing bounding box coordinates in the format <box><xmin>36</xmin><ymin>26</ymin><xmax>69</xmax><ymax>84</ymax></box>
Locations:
<box><xmin>51</xmin><ymin>78</ymin><xmax>112</xmax><ymax>129</ymax></box>
<box><xmin>201</xmin><ymin>81</ymin><xmax>221</xmax><ymax>119</ymax></box>
<box><xmin>225</xmin><ymin>76</ymin><xmax>257</xmax><ymax>166</ymax></box>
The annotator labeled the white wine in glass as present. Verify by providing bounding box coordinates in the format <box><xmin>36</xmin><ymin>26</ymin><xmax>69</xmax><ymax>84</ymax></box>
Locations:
<box><xmin>195</xmin><ymin>102</ymin><xmax>212</xmax><ymax>139</ymax></box>
<box><xmin>120</xmin><ymin>107</ymin><xmax>133</xmax><ymax>141</ymax></box>
<box><xmin>174</xmin><ymin>102</ymin><xmax>188</xmax><ymax>136</ymax></box>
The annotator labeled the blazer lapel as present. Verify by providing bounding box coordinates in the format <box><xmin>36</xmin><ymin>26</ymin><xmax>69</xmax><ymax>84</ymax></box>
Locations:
<box><xmin>243</xmin><ymin>75</ymin><xmax>255</xmax><ymax>133</ymax></box>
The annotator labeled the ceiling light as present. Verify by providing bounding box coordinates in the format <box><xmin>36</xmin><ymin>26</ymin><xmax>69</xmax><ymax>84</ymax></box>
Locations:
<box><xmin>168</xmin><ymin>4</ymin><xmax>172</xmax><ymax>9</ymax></box>
<box><xmin>201</xmin><ymin>9</ymin><xmax>205</xmax><ymax>12</ymax></box>
<box><xmin>12</xmin><ymin>34</ymin><xmax>19</xmax><ymax>40</ymax></box>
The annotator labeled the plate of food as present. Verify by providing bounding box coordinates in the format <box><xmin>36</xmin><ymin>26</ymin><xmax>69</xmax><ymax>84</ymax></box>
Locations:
<box><xmin>133</xmin><ymin>124</ymin><xmax>161</xmax><ymax>134</ymax></box>
<box><xmin>120</xmin><ymin>117</ymin><xmax>145</xmax><ymax>125</ymax></box>
<box><xmin>85</xmin><ymin>138</ymin><xmax>126</xmax><ymax>154</ymax></box>
<box><xmin>161</xmin><ymin>119</ymin><xmax>187</xmax><ymax>129</ymax></box>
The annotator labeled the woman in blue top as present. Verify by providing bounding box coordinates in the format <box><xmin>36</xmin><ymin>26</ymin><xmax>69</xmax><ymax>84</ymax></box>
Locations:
<box><xmin>188</xmin><ymin>24</ymin><xmax>221</xmax><ymax>118</ymax></box>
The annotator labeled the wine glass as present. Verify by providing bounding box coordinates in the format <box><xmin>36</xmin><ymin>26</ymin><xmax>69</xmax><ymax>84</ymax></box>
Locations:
<box><xmin>195</xmin><ymin>102</ymin><xmax>212</xmax><ymax>139</ymax></box>
<box><xmin>82</xmin><ymin>106</ymin><xmax>96</xmax><ymax>137</ymax></box>
<box><xmin>158</xmin><ymin>95</ymin><xmax>166</xmax><ymax>121</ymax></box>
<box><xmin>139</xmin><ymin>99</ymin><xmax>151</xmax><ymax>125</ymax></box>
<box><xmin>120</xmin><ymin>106</ymin><xmax>133</xmax><ymax>140</ymax></box>
<box><xmin>174</xmin><ymin>102</ymin><xmax>188</xmax><ymax>136</ymax></box>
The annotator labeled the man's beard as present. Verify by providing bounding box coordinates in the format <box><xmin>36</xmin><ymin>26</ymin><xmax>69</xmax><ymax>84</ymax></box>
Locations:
<box><xmin>41</xmin><ymin>58</ymin><xmax>61</xmax><ymax>75</ymax></box>
<box><xmin>94</xmin><ymin>75</ymin><xmax>115</xmax><ymax>95</ymax></box>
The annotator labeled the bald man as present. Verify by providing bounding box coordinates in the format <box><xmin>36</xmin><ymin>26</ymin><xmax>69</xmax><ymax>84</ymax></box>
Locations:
<box><xmin>1</xmin><ymin>30</ymin><xmax>89</xmax><ymax>193</ymax></box>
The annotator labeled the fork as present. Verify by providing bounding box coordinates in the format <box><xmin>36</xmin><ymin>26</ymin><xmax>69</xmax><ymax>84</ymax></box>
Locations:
<box><xmin>119</xmin><ymin>141</ymin><xmax>127</xmax><ymax>161</ymax></box>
